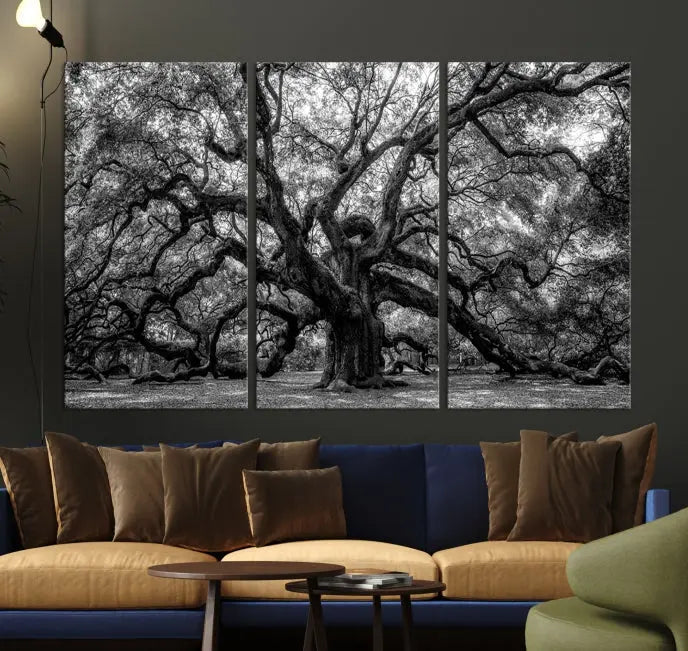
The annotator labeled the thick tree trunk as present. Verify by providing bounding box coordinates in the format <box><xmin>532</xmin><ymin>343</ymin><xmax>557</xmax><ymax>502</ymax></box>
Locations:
<box><xmin>315</xmin><ymin>308</ymin><xmax>404</xmax><ymax>391</ymax></box>
<box><xmin>313</xmin><ymin>265</ymin><xmax>405</xmax><ymax>391</ymax></box>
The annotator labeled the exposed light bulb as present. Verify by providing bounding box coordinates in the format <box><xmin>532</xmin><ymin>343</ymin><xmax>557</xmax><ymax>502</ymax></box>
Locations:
<box><xmin>15</xmin><ymin>0</ymin><xmax>64</xmax><ymax>48</ymax></box>
<box><xmin>16</xmin><ymin>0</ymin><xmax>47</xmax><ymax>31</ymax></box>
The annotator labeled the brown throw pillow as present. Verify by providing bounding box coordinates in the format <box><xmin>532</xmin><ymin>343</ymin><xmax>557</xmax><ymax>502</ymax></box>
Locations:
<box><xmin>243</xmin><ymin>467</ymin><xmax>346</xmax><ymax>546</ymax></box>
<box><xmin>509</xmin><ymin>430</ymin><xmax>620</xmax><ymax>543</ymax></box>
<box><xmin>98</xmin><ymin>448</ymin><xmax>164</xmax><ymax>543</ymax></box>
<box><xmin>480</xmin><ymin>431</ymin><xmax>577</xmax><ymax>540</ymax></box>
<box><xmin>258</xmin><ymin>439</ymin><xmax>321</xmax><ymax>470</ymax></box>
<box><xmin>598</xmin><ymin>423</ymin><xmax>658</xmax><ymax>531</ymax></box>
<box><xmin>223</xmin><ymin>439</ymin><xmax>321</xmax><ymax>470</ymax></box>
<box><xmin>141</xmin><ymin>444</ymin><xmax>200</xmax><ymax>451</ymax></box>
<box><xmin>0</xmin><ymin>447</ymin><xmax>57</xmax><ymax>548</ymax></box>
<box><xmin>45</xmin><ymin>432</ymin><xmax>114</xmax><ymax>543</ymax></box>
<box><xmin>161</xmin><ymin>439</ymin><xmax>260</xmax><ymax>552</ymax></box>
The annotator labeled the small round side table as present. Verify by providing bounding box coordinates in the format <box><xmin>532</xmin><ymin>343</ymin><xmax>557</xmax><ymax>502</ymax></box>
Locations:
<box><xmin>286</xmin><ymin>578</ymin><xmax>446</xmax><ymax>651</ymax></box>
<box><xmin>149</xmin><ymin>560</ymin><xmax>344</xmax><ymax>651</ymax></box>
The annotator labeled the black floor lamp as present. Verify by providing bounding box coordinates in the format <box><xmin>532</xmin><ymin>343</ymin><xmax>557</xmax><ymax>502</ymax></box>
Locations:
<box><xmin>15</xmin><ymin>0</ymin><xmax>67</xmax><ymax>441</ymax></box>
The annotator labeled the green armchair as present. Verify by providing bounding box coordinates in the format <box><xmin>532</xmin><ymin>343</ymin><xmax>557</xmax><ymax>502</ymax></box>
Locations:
<box><xmin>526</xmin><ymin>507</ymin><xmax>688</xmax><ymax>651</ymax></box>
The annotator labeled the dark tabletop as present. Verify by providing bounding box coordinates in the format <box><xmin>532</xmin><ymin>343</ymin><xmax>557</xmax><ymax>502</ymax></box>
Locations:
<box><xmin>148</xmin><ymin>561</ymin><xmax>345</xmax><ymax>581</ymax></box>
<box><xmin>285</xmin><ymin>579</ymin><xmax>446</xmax><ymax>596</ymax></box>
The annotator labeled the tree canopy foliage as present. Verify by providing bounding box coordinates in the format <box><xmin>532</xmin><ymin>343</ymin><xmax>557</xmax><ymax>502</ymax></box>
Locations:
<box><xmin>256</xmin><ymin>62</ymin><xmax>440</xmax><ymax>393</ymax></box>
<box><xmin>446</xmin><ymin>62</ymin><xmax>630</xmax><ymax>387</ymax></box>
<box><xmin>64</xmin><ymin>62</ymin><xmax>248</xmax><ymax>388</ymax></box>
<box><xmin>63</xmin><ymin>61</ymin><xmax>631</xmax><ymax>407</ymax></box>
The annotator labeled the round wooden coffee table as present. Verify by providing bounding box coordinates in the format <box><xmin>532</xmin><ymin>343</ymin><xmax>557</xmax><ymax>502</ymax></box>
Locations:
<box><xmin>149</xmin><ymin>561</ymin><xmax>344</xmax><ymax>651</ymax></box>
<box><xmin>286</xmin><ymin>578</ymin><xmax>446</xmax><ymax>651</ymax></box>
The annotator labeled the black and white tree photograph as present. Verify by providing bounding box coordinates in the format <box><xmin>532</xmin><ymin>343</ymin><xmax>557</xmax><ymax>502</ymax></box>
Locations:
<box><xmin>447</xmin><ymin>62</ymin><xmax>630</xmax><ymax>408</ymax></box>
<box><xmin>256</xmin><ymin>62</ymin><xmax>439</xmax><ymax>408</ymax></box>
<box><xmin>64</xmin><ymin>62</ymin><xmax>248</xmax><ymax>408</ymax></box>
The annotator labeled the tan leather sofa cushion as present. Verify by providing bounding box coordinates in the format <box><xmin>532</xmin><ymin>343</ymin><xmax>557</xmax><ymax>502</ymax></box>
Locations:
<box><xmin>222</xmin><ymin>539</ymin><xmax>438</xmax><ymax>600</ymax></box>
<box><xmin>433</xmin><ymin>541</ymin><xmax>581</xmax><ymax>600</ymax></box>
<box><xmin>0</xmin><ymin>542</ymin><xmax>216</xmax><ymax>609</ymax></box>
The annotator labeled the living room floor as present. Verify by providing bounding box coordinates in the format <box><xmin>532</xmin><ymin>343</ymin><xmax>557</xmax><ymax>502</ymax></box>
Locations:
<box><xmin>5</xmin><ymin>628</ymin><xmax>526</xmax><ymax>650</ymax></box>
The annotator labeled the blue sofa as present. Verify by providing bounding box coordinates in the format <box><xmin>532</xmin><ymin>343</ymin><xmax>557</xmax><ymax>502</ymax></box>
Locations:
<box><xmin>0</xmin><ymin>443</ymin><xmax>670</xmax><ymax>640</ymax></box>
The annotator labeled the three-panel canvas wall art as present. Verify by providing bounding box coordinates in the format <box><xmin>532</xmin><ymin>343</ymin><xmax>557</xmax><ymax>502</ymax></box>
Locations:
<box><xmin>63</xmin><ymin>62</ymin><xmax>631</xmax><ymax>410</ymax></box>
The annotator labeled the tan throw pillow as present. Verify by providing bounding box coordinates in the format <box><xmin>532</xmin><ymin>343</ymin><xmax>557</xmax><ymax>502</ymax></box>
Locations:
<box><xmin>45</xmin><ymin>432</ymin><xmax>114</xmax><ymax>543</ymax></box>
<box><xmin>509</xmin><ymin>430</ymin><xmax>620</xmax><ymax>543</ymax></box>
<box><xmin>480</xmin><ymin>431</ymin><xmax>577</xmax><ymax>540</ymax></box>
<box><xmin>98</xmin><ymin>448</ymin><xmax>164</xmax><ymax>543</ymax></box>
<box><xmin>223</xmin><ymin>439</ymin><xmax>321</xmax><ymax>470</ymax></box>
<box><xmin>598</xmin><ymin>423</ymin><xmax>658</xmax><ymax>531</ymax></box>
<box><xmin>161</xmin><ymin>439</ymin><xmax>260</xmax><ymax>552</ymax></box>
<box><xmin>0</xmin><ymin>447</ymin><xmax>57</xmax><ymax>548</ymax></box>
<box><xmin>243</xmin><ymin>467</ymin><xmax>346</xmax><ymax>547</ymax></box>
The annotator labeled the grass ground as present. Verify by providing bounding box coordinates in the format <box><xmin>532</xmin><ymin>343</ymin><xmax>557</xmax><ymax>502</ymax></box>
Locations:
<box><xmin>258</xmin><ymin>370</ymin><xmax>439</xmax><ymax>409</ymax></box>
<box><xmin>65</xmin><ymin>370</ymin><xmax>628</xmax><ymax>409</ymax></box>
<box><xmin>64</xmin><ymin>379</ymin><xmax>247</xmax><ymax>409</ymax></box>
<box><xmin>449</xmin><ymin>371</ymin><xmax>630</xmax><ymax>409</ymax></box>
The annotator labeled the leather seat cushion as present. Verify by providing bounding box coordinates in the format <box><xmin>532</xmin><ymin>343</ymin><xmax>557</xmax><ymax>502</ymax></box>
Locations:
<box><xmin>0</xmin><ymin>542</ymin><xmax>216</xmax><ymax>609</ymax></box>
<box><xmin>433</xmin><ymin>541</ymin><xmax>580</xmax><ymax>600</ymax></box>
<box><xmin>222</xmin><ymin>539</ymin><xmax>438</xmax><ymax>600</ymax></box>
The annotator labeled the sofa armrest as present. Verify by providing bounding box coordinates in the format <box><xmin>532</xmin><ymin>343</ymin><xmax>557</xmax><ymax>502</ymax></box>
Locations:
<box><xmin>0</xmin><ymin>488</ymin><xmax>21</xmax><ymax>555</ymax></box>
<box><xmin>644</xmin><ymin>488</ymin><xmax>670</xmax><ymax>522</ymax></box>
<box><xmin>567</xmin><ymin>507</ymin><xmax>688</xmax><ymax>651</ymax></box>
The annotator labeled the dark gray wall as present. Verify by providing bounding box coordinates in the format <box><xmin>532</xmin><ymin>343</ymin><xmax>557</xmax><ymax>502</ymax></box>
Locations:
<box><xmin>1</xmin><ymin>0</ymin><xmax>686</xmax><ymax>507</ymax></box>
